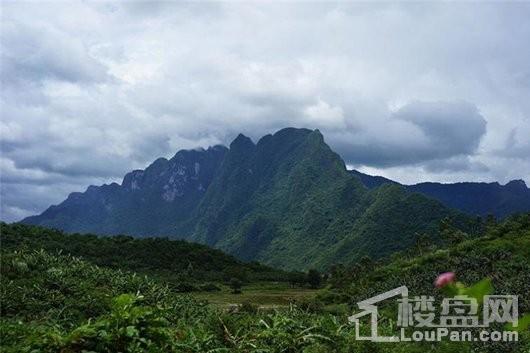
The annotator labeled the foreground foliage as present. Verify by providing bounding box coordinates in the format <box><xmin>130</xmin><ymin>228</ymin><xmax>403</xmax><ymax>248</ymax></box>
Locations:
<box><xmin>1</xmin><ymin>222</ymin><xmax>299</xmax><ymax>288</ymax></box>
<box><xmin>322</xmin><ymin>214</ymin><xmax>530</xmax><ymax>311</ymax></box>
<box><xmin>0</xmin><ymin>249</ymin><xmax>480</xmax><ymax>353</ymax></box>
<box><xmin>1</xmin><ymin>215</ymin><xmax>529</xmax><ymax>352</ymax></box>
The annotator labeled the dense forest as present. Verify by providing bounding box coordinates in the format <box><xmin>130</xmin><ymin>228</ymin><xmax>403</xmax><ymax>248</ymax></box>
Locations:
<box><xmin>0</xmin><ymin>223</ymin><xmax>301</xmax><ymax>290</ymax></box>
<box><xmin>1</xmin><ymin>214</ymin><xmax>529</xmax><ymax>352</ymax></box>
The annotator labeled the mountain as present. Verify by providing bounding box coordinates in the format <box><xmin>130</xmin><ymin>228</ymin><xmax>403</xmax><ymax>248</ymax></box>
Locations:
<box><xmin>349</xmin><ymin>169</ymin><xmax>398</xmax><ymax>188</ymax></box>
<box><xmin>23</xmin><ymin>145</ymin><xmax>228</xmax><ymax>236</ymax></box>
<box><xmin>23</xmin><ymin>128</ymin><xmax>474</xmax><ymax>270</ymax></box>
<box><xmin>350</xmin><ymin>170</ymin><xmax>530</xmax><ymax>218</ymax></box>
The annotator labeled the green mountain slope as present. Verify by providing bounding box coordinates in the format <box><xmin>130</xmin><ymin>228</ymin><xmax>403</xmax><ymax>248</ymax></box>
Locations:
<box><xmin>190</xmin><ymin>128</ymin><xmax>473</xmax><ymax>269</ymax></box>
<box><xmin>315</xmin><ymin>213</ymin><xmax>530</xmax><ymax>353</ymax></box>
<box><xmin>22</xmin><ymin>127</ymin><xmax>476</xmax><ymax>270</ymax></box>
<box><xmin>22</xmin><ymin>146</ymin><xmax>228</xmax><ymax>236</ymax></box>
<box><xmin>322</xmin><ymin>213</ymin><xmax>530</xmax><ymax>313</ymax></box>
<box><xmin>0</xmin><ymin>223</ymin><xmax>293</xmax><ymax>286</ymax></box>
<box><xmin>2</xmin><ymin>215</ymin><xmax>528</xmax><ymax>352</ymax></box>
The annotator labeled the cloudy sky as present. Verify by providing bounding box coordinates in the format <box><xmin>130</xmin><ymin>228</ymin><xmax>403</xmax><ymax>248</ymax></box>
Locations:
<box><xmin>1</xmin><ymin>1</ymin><xmax>530</xmax><ymax>222</ymax></box>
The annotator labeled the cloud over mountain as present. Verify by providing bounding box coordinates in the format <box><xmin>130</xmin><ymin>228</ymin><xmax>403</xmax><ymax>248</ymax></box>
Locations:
<box><xmin>330</xmin><ymin>100</ymin><xmax>487</xmax><ymax>167</ymax></box>
<box><xmin>1</xmin><ymin>2</ymin><xmax>529</xmax><ymax>221</ymax></box>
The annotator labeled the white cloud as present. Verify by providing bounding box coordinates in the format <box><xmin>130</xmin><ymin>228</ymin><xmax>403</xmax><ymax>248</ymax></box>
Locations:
<box><xmin>303</xmin><ymin>99</ymin><xmax>345</xmax><ymax>129</ymax></box>
<box><xmin>1</xmin><ymin>1</ymin><xmax>530</xmax><ymax>221</ymax></box>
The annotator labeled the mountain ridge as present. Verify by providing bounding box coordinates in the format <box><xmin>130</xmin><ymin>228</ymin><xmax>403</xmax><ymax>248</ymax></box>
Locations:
<box><xmin>350</xmin><ymin>169</ymin><xmax>530</xmax><ymax>218</ymax></box>
<box><xmin>23</xmin><ymin>127</ymin><xmax>478</xmax><ymax>269</ymax></box>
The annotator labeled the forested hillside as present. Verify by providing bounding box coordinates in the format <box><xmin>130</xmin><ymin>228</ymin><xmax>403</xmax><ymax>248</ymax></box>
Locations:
<box><xmin>0</xmin><ymin>223</ymin><xmax>295</xmax><ymax>287</ymax></box>
<box><xmin>22</xmin><ymin>128</ymin><xmax>476</xmax><ymax>270</ymax></box>
<box><xmin>321</xmin><ymin>213</ymin><xmax>530</xmax><ymax>306</ymax></box>
<box><xmin>2</xmin><ymin>214</ymin><xmax>529</xmax><ymax>352</ymax></box>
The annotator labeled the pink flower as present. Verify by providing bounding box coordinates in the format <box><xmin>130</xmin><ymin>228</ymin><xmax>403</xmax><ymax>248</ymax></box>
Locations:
<box><xmin>435</xmin><ymin>272</ymin><xmax>456</xmax><ymax>288</ymax></box>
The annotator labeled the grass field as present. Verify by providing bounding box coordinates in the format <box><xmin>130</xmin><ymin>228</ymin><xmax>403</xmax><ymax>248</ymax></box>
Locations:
<box><xmin>192</xmin><ymin>282</ymin><xmax>319</xmax><ymax>309</ymax></box>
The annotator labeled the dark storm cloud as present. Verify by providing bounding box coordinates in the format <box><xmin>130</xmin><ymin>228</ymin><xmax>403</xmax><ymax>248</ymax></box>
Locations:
<box><xmin>1</xmin><ymin>1</ymin><xmax>530</xmax><ymax>221</ymax></box>
<box><xmin>331</xmin><ymin>101</ymin><xmax>487</xmax><ymax>167</ymax></box>
<box><xmin>494</xmin><ymin>128</ymin><xmax>530</xmax><ymax>160</ymax></box>
<box><xmin>395</xmin><ymin>101</ymin><xmax>486</xmax><ymax>157</ymax></box>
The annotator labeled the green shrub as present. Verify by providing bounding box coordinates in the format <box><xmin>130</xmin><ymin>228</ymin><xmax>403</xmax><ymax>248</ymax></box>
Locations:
<box><xmin>198</xmin><ymin>282</ymin><xmax>221</xmax><ymax>292</ymax></box>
